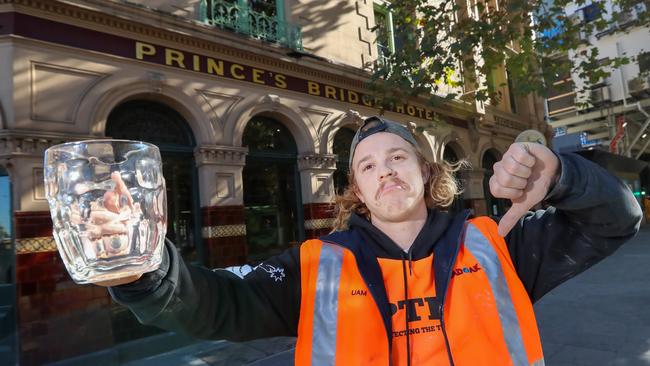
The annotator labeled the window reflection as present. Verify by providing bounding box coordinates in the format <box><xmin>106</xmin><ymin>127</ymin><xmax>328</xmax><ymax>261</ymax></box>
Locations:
<box><xmin>242</xmin><ymin>117</ymin><xmax>302</xmax><ymax>263</ymax></box>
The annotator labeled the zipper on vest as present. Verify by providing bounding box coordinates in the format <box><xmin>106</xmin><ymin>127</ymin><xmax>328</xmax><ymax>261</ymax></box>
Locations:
<box><xmin>439</xmin><ymin>305</ymin><xmax>455</xmax><ymax>366</ymax></box>
<box><xmin>438</xmin><ymin>223</ymin><xmax>468</xmax><ymax>366</ymax></box>
<box><xmin>400</xmin><ymin>255</ymin><xmax>412</xmax><ymax>366</ymax></box>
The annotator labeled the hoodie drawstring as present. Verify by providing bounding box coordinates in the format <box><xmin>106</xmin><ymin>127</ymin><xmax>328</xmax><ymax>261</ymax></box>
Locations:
<box><xmin>401</xmin><ymin>255</ymin><xmax>412</xmax><ymax>366</ymax></box>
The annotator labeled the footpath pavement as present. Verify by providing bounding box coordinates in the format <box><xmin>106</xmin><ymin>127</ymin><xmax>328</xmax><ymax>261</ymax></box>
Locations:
<box><xmin>535</xmin><ymin>225</ymin><xmax>650</xmax><ymax>365</ymax></box>
<box><xmin>123</xmin><ymin>226</ymin><xmax>650</xmax><ymax>366</ymax></box>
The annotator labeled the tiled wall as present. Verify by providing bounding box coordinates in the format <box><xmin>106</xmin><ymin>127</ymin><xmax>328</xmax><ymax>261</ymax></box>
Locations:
<box><xmin>303</xmin><ymin>203</ymin><xmax>336</xmax><ymax>239</ymax></box>
<box><xmin>13</xmin><ymin>203</ymin><xmax>336</xmax><ymax>363</ymax></box>
<box><xmin>201</xmin><ymin>205</ymin><xmax>248</xmax><ymax>268</ymax></box>
<box><xmin>15</xmin><ymin>211</ymin><xmax>115</xmax><ymax>365</ymax></box>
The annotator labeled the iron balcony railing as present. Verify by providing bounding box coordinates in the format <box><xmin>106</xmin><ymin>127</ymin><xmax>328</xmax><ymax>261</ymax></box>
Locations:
<box><xmin>199</xmin><ymin>0</ymin><xmax>303</xmax><ymax>51</ymax></box>
<box><xmin>376</xmin><ymin>43</ymin><xmax>391</xmax><ymax>68</ymax></box>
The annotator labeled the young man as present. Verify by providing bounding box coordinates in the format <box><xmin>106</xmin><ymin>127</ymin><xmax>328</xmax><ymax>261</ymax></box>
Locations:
<box><xmin>103</xmin><ymin>116</ymin><xmax>642</xmax><ymax>365</ymax></box>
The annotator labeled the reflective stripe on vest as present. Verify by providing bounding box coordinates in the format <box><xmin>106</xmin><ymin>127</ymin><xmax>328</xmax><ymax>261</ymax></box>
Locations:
<box><xmin>297</xmin><ymin>218</ymin><xmax>544</xmax><ymax>365</ymax></box>
<box><xmin>464</xmin><ymin>223</ymin><xmax>533</xmax><ymax>366</ymax></box>
<box><xmin>311</xmin><ymin>243</ymin><xmax>344</xmax><ymax>366</ymax></box>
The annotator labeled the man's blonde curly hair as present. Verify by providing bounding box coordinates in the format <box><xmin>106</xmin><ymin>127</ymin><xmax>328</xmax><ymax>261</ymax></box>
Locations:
<box><xmin>331</xmin><ymin>149</ymin><xmax>466</xmax><ymax>232</ymax></box>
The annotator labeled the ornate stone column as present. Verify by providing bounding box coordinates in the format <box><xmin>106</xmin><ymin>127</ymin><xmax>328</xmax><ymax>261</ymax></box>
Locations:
<box><xmin>298</xmin><ymin>154</ymin><xmax>337</xmax><ymax>239</ymax></box>
<box><xmin>194</xmin><ymin>145</ymin><xmax>248</xmax><ymax>268</ymax></box>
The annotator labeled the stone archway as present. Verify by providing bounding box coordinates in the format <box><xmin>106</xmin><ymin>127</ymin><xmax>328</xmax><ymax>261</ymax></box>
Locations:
<box><xmin>88</xmin><ymin>81</ymin><xmax>213</xmax><ymax>144</ymax></box>
<box><xmin>106</xmin><ymin>100</ymin><xmax>202</xmax><ymax>265</ymax></box>
<box><xmin>241</xmin><ymin>115</ymin><xmax>304</xmax><ymax>263</ymax></box>
<box><xmin>227</xmin><ymin>95</ymin><xmax>316</xmax><ymax>154</ymax></box>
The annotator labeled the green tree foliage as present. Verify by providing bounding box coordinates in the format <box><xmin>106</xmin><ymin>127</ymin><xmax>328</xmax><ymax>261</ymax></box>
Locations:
<box><xmin>370</xmin><ymin>0</ymin><xmax>649</xmax><ymax>108</ymax></box>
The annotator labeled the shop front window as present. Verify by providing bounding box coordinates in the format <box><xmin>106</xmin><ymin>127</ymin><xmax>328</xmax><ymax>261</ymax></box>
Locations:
<box><xmin>242</xmin><ymin>117</ymin><xmax>304</xmax><ymax>263</ymax></box>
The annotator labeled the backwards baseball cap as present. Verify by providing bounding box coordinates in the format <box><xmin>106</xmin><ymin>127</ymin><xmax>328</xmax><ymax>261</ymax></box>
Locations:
<box><xmin>349</xmin><ymin>116</ymin><xmax>419</xmax><ymax>169</ymax></box>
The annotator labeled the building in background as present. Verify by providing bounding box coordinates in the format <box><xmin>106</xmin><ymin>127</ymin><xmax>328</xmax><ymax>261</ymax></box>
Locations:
<box><xmin>544</xmin><ymin>0</ymin><xmax>650</xmax><ymax>199</ymax></box>
<box><xmin>0</xmin><ymin>0</ymin><xmax>546</xmax><ymax>364</ymax></box>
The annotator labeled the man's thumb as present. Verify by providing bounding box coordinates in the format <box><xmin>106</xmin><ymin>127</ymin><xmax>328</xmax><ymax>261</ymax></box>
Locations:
<box><xmin>497</xmin><ymin>205</ymin><xmax>525</xmax><ymax>237</ymax></box>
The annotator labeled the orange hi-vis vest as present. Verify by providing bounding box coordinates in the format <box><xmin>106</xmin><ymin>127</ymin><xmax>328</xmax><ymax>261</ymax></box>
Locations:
<box><xmin>295</xmin><ymin>214</ymin><xmax>545</xmax><ymax>365</ymax></box>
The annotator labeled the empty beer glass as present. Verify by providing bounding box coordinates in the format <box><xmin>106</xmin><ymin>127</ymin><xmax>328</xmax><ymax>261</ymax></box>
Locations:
<box><xmin>44</xmin><ymin>140</ymin><xmax>167</xmax><ymax>284</ymax></box>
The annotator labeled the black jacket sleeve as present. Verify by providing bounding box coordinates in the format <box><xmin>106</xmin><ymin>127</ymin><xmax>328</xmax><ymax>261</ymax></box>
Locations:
<box><xmin>108</xmin><ymin>241</ymin><xmax>301</xmax><ymax>341</ymax></box>
<box><xmin>505</xmin><ymin>153</ymin><xmax>643</xmax><ymax>303</ymax></box>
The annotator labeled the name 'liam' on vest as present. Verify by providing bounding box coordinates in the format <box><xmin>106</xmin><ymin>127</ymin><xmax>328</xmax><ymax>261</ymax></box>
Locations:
<box><xmin>295</xmin><ymin>216</ymin><xmax>545</xmax><ymax>366</ymax></box>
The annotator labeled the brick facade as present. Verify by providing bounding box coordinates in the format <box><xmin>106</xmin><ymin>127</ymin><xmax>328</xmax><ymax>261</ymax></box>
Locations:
<box><xmin>303</xmin><ymin>203</ymin><xmax>336</xmax><ymax>239</ymax></box>
<box><xmin>15</xmin><ymin>211</ymin><xmax>117</xmax><ymax>365</ymax></box>
<box><xmin>201</xmin><ymin>205</ymin><xmax>248</xmax><ymax>268</ymax></box>
<box><xmin>14</xmin><ymin>211</ymin><xmax>166</xmax><ymax>365</ymax></box>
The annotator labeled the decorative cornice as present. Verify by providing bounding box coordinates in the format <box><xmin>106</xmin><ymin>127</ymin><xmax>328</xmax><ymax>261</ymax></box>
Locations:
<box><xmin>194</xmin><ymin>145</ymin><xmax>248</xmax><ymax>167</ymax></box>
<box><xmin>479</xmin><ymin>105</ymin><xmax>535</xmax><ymax>136</ymax></box>
<box><xmin>3</xmin><ymin>0</ymin><xmax>369</xmax><ymax>89</ymax></box>
<box><xmin>0</xmin><ymin>131</ymin><xmax>96</xmax><ymax>158</ymax></box>
<box><xmin>298</xmin><ymin>154</ymin><xmax>337</xmax><ymax>170</ymax></box>
<box><xmin>2</xmin><ymin>1</ymin><xmax>485</xmax><ymax>126</ymax></box>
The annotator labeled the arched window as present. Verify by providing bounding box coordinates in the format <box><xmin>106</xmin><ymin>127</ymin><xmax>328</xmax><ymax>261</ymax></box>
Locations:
<box><xmin>242</xmin><ymin>116</ymin><xmax>303</xmax><ymax>263</ymax></box>
<box><xmin>333</xmin><ymin>127</ymin><xmax>355</xmax><ymax>194</ymax></box>
<box><xmin>107</xmin><ymin>100</ymin><xmax>201</xmax><ymax>265</ymax></box>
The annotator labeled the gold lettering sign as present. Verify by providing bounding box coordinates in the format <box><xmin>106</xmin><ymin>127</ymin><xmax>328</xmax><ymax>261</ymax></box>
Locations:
<box><xmin>133</xmin><ymin>42</ymin><xmax>448</xmax><ymax>123</ymax></box>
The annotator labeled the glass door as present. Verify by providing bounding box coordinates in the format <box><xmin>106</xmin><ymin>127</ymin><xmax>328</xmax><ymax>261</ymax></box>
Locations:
<box><xmin>106</xmin><ymin>100</ymin><xmax>201</xmax><ymax>264</ymax></box>
<box><xmin>242</xmin><ymin>116</ymin><xmax>304</xmax><ymax>263</ymax></box>
<box><xmin>243</xmin><ymin>158</ymin><xmax>301</xmax><ymax>263</ymax></box>
<box><xmin>162</xmin><ymin>153</ymin><xmax>201</xmax><ymax>263</ymax></box>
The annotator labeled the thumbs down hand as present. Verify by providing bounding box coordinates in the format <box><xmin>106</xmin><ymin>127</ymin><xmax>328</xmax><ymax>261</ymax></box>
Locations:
<box><xmin>489</xmin><ymin>142</ymin><xmax>560</xmax><ymax>237</ymax></box>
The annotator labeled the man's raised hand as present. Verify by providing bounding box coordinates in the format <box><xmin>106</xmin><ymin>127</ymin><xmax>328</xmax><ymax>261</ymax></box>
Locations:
<box><xmin>489</xmin><ymin>142</ymin><xmax>560</xmax><ymax>237</ymax></box>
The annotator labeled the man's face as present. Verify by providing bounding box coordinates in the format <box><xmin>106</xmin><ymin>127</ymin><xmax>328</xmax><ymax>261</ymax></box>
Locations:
<box><xmin>351</xmin><ymin>132</ymin><xmax>428</xmax><ymax>223</ymax></box>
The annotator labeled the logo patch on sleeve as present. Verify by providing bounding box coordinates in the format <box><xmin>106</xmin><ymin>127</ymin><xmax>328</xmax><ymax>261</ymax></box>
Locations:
<box><xmin>220</xmin><ymin>265</ymin><xmax>254</xmax><ymax>279</ymax></box>
<box><xmin>255</xmin><ymin>263</ymin><xmax>286</xmax><ymax>282</ymax></box>
<box><xmin>217</xmin><ymin>263</ymin><xmax>286</xmax><ymax>282</ymax></box>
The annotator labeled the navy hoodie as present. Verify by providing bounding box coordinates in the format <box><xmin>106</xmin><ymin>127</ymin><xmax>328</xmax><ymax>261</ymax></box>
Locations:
<box><xmin>109</xmin><ymin>153</ymin><xmax>642</xmax><ymax>341</ymax></box>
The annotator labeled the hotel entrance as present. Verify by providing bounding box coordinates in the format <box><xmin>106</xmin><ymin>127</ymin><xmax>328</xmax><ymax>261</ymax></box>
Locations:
<box><xmin>106</xmin><ymin>100</ymin><xmax>202</xmax><ymax>264</ymax></box>
<box><xmin>242</xmin><ymin>117</ymin><xmax>304</xmax><ymax>263</ymax></box>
